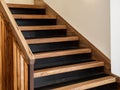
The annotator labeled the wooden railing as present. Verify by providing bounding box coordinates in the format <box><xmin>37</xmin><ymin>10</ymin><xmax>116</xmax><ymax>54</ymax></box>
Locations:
<box><xmin>0</xmin><ymin>0</ymin><xmax>35</xmax><ymax>90</ymax></box>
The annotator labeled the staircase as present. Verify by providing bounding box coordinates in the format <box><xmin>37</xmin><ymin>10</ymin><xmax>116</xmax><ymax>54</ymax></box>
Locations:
<box><xmin>7</xmin><ymin>3</ymin><xmax>117</xmax><ymax>90</ymax></box>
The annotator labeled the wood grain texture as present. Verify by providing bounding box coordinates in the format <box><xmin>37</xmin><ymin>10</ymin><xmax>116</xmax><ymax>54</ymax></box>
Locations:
<box><xmin>0</xmin><ymin>14</ymin><xmax>3</xmax><ymax>90</ymax></box>
<box><xmin>34</xmin><ymin>61</ymin><xmax>104</xmax><ymax>78</ymax></box>
<box><xmin>36</xmin><ymin>0</ymin><xmax>111</xmax><ymax>74</ymax></box>
<box><xmin>19</xmin><ymin>25</ymin><xmax>66</xmax><ymax>31</ymax></box>
<box><xmin>17</xmin><ymin>49</ymin><xmax>21</xmax><ymax>90</ymax></box>
<box><xmin>34</xmin><ymin>48</ymin><xmax>91</xmax><ymax>59</ymax></box>
<box><xmin>53</xmin><ymin>76</ymin><xmax>116</xmax><ymax>90</ymax></box>
<box><xmin>13</xmin><ymin>14</ymin><xmax>56</xmax><ymax>19</ymax></box>
<box><xmin>5</xmin><ymin>24</ymin><xmax>14</xmax><ymax>90</ymax></box>
<box><xmin>0</xmin><ymin>0</ymin><xmax>35</xmax><ymax>64</ymax></box>
<box><xmin>27</xmin><ymin>36</ymin><xmax>79</xmax><ymax>44</ymax></box>
<box><xmin>7</xmin><ymin>3</ymin><xmax>45</xmax><ymax>9</ymax></box>
<box><xmin>13</xmin><ymin>40</ymin><xmax>18</xmax><ymax>90</ymax></box>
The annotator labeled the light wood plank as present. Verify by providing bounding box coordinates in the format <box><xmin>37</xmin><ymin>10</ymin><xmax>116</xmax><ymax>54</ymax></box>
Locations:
<box><xmin>19</xmin><ymin>25</ymin><xmax>66</xmax><ymax>31</ymax></box>
<box><xmin>27</xmin><ymin>36</ymin><xmax>79</xmax><ymax>44</ymax></box>
<box><xmin>53</xmin><ymin>76</ymin><xmax>116</xmax><ymax>90</ymax></box>
<box><xmin>13</xmin><ymin>14</ymin><xmax>56</xmax><ymax>19</ymax></box>
<box><xmin>13</xmin><ymin>40</ymin><xmax>17</xmax><ymax>90</ymax></box>
<box><xmin>7</xmin><ymin>3</ymin><xmax>45</xmax><ymax>9</ymax></box>
<box><xmin>20</xmin><ymin>55</ymin><xmax>24</xmax><ymax>90</ymax></box>
<box><xmin>16</xmin><ymin>48</ymin><xmax>21</xmax><ymax>90</ymax></box>
<box><xmin>34</xmin><ymin>48</ymin><xmax>92</xmax><ymax>59</ymax></box>
<box><xmin>34</xmin><ymin>61</ymin><xmax>104</xmax><ymax>78</ymax></box>
<box><xmin>24</xmin><ymin>61</ymin><xmax>28</xmax><ymax>90</ymax></box>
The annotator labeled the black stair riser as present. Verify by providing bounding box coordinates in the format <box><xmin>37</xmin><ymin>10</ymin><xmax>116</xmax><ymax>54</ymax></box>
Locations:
<box><xmin>9</xmin><ymin>8</ymin><xmax>46</xmax><ymax>15</ymax></box>
<box><xmin>88</xmin><ymin>83</ymin><xmax>117</xmax><ymax>90</ymax></box>
<box><xmin>36</xmin><ymin>74</ymin><xmax>108</xmax><ymax>90</ymax></box>
<box><xmin>34</xmin><ymin>67</ymin><xmax>104</xmax><ymax>88</ymax></box>
<box><xmin>34</xmin><ymin>53</ymin><xmax>91</xmax><ymax>70</ymax></box>
<box><xmin>22</xmin><ymin>30</ymin><xmax>67</xmax><ymax>39</ymax></box>
<box><xmin>29</xmin><ymin>41</ymin><xmax>79</xmax><ymax>53</ymax></box>
<box><xmin>15</xmin><ymin>19</ymin><xmax>56</xmax><ymax>26</ymax></box>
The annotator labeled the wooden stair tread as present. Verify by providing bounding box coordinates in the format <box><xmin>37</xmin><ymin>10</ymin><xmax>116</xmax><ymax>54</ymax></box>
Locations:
<box><xmin>34</xmin><ymin>48</ymin><xmax>91</xmax><ymax>59</ymax></box>
<box><xmin>53</xmin><ymin>76</ymin><xmax>116</xmax><ymax>90</ymax></box>
<box><xmin>13</xmin><ymin>14</ymin><xmax>56</xmax><ymax>19</ymax></box>
<box><xmin>27</xmin><ymin>36</ymin><xmax>79</xmax><ymax>44</ymax></box>
<box><xmin>34</xmin><ymin>61</ymin><xmax>104</xmax><ymax>78</ymax></box>
<box><xmin>7</xmin><ymin>3</ymin><xmax>45</xmax><ymax>9</ymax></box>
<box><xmin>19</xmin><ymin>25</ymin><xmax>66</xmax><ymax>31</ymax></box>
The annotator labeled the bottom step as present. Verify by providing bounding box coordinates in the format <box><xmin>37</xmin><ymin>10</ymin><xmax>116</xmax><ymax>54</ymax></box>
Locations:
<box><xmin>35</xmin><ymin>75</ymin><xmax>116</xmax><ymax>90</ymax></box>
<box><xmin>53</xmin><ymin>76</ymin><xmax>116</xmax><ymax>90</ymax></box>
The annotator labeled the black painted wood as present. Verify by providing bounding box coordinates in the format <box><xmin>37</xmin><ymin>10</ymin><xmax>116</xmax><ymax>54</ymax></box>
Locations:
<box><xmin>9</xmin><ymin>8</ymin><xmax>46</xmax><ymax>15</ymax></box>
<box><xmin>29</xmin><ymin>41</ymin><xmax>79</xmax><ymax>53</ymax></box>
<box><xmin>22</xmin><ymin>29</ymin><xmax>66</xmax><ymax>39</ymax></box>
<box><xmin>16</xmin><ymin>19</ymin><xmax>56</xmax><ymax>26</ymax></box>
<box><xmin>34</xmin><ymin>53</ymin><xmax>92</xmax><ymax>70</ymax></box>
<box><xmin>34</xmin><ymin>67</ymin><xmax>104</xmax><ymax>88</ymax></box>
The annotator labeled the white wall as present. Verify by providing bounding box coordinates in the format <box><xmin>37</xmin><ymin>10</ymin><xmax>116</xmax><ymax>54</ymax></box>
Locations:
<box><xmin>45</xmin><ymin>0</ymin><xmax>110</xmax><ymax>58</ymax></box>
<box><xmin>111</xmin><ymin>0</ymin><xmax>120</xmax><ymax>76</ymax></box>
<box><xmin>5</xmin><ymin>0</ymin><xmax>33</xmax><ymax>4</ymax></box>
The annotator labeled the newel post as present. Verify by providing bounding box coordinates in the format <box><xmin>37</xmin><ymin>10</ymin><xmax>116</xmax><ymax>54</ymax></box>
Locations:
<box><xmin>28</xmin><ymin>60</ymin><xmax>35</xmax><ymax>90</ymax></box>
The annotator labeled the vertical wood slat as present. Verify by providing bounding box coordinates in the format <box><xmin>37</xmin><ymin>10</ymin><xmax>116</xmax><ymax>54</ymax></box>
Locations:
<box><xmin>13</xmin><ymin>40</ymin><xmax>18</xmax><ymax>90</ymax></box>
<box><xmin>17</xmin><ymin>47</ymin><xmax>21</xmax><ymax>90</ymax></box>
<box><xmin>0</xmin><ymin>13</ymin><xmax>6</xmax><ymax>90</ymax></box>
<box><xmin>21</xmin><ymin>55</ymin><xmax>24</xmax><ymax>90</ymax></box>
<box><xmin>6</xmin><ymin>26</ymin><xmax>14</xmax><ymax>90</ymax></box>
<box><xmin>0</xmin><ymin>13</ymin><xmax>3</xmax><ymax>90</ymax></box>
<box><xmin>24</xmin><ymin>60</ymin><xmax>28</xmax><ymax>90</ymax></box>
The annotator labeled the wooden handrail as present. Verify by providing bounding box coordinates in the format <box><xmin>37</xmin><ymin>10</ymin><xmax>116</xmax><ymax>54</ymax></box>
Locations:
<box><xmin>0</xmin><ymin>0</ymin><xmax>35</xmax><ymax>64</ymax></box>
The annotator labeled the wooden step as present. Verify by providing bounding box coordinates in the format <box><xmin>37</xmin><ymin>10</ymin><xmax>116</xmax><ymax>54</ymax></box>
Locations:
<box><xmin>34</xmin><ymin>48</ymin><xmax>91</xmax><ymax>59</ymax></box>
<box><xmin>53</xmin><ymin>76</ymin><xmax>116</xmax><ymax>90</ymax></box>
<box><xmin>13</xmin><ymin>14</ymin><xmax>56</xmax><ymax>19</ymax></box>
<box><xmin>27</xmin><ymin>36</ymin><xmax>79</xmax><ymax>44</ymax></box>
<box><xmin>19</xmin><ymin>25</ymin><xmax>66</xmax><ymax>31</ymax></box>
<box><xmin>7</xmin><ymin>3</ymin><xmax>45</xmax><ymax>9</ymax></box>
<box><xmin>34</xmin><ymin>61</ymin><xmax>104</xmax><ymax>78</ymax></box>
